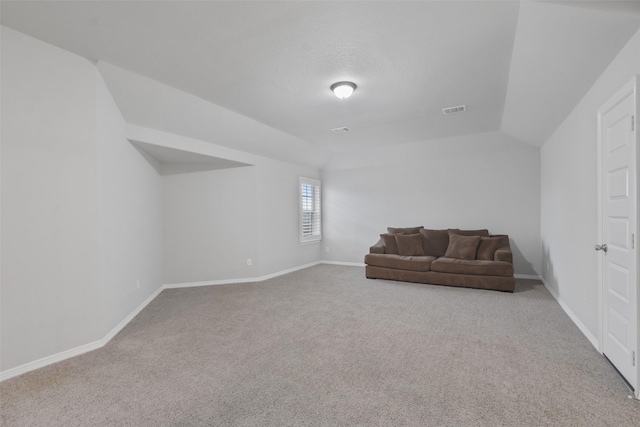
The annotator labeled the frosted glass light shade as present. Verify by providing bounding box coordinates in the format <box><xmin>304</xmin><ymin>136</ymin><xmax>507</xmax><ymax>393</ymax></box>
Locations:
<box><xmin>331</xmin><ymin>81</ymin><xmax>357</xmax><ymax>99</ymax></box>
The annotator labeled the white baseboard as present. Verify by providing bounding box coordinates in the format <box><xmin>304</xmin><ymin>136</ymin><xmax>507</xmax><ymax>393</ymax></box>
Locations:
<box><xmin>164</xmin><ymin>278</ymin><xmax>257</xmax><ymax>289</ymax></box>
<box><xmin>321</xmin><ymin>260</ymin><xmax>366</xmax><ymax>267</ymax></box>
<box><xmin>540</xmin><ymin>277</ymin><xmax>599</xmax><ymax>350</ymax></box>
<box><xmin>0</xmin><ymin>339</ymin><xmax>104</xmax><ymax>382</ymax></box>
<box><xmin>3</xmin><ymin>263</ymin><xmax>605</xmax><ymax>383</ymax></box>
<box><xmin>102</xmin><ymin>286</ymin><xmax>165</xmax><ymax>343</ymax></box>
<box><xmin>0</xmin><ymin>261</ymin><xmax>327</xmax><ymax>382</ymax></box>
<box><xmin>163</xmin><ymin>261</ymin><xmax>323</xmax><ymax>289</ymax></box>
<box><xmin>0</xmin><ymin>285</ymin><xmax>165</xmax><ymax>383</ymax></box>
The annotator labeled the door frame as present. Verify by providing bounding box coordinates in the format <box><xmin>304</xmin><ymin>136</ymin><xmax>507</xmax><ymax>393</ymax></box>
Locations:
<box><xmin>596</xmin><ymin>75</ymin><xmax>639</xmax><ymax>397</ymax></box>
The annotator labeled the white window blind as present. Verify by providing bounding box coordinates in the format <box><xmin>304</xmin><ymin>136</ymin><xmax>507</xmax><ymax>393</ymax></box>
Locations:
<box><xmin>299</xmin><ymin>177</ymin><xmax>321</xmax><ymax>243</ymax></box>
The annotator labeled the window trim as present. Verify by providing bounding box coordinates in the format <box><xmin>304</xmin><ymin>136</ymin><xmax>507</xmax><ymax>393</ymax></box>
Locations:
<box><xmin>299</xmin><ymin>177</ymin><xmax>322</xmax><ymax>244</ymax></box>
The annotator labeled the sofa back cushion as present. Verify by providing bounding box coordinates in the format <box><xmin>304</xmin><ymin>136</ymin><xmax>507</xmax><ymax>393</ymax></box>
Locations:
<box><xmin>419</xmin><ymin>229</ymin><xmax>450</xmax><ymax>257</ymax></box>
<box><xmin>476</xmin><ymin>235</ymin><xmax>509</xmax><ymax>260</ymax></box>
<box><xmin>387</xmin><ymin>226</ymin><xmax>424</xmax><ymax>235</ymax></box>
<box><xmin>444</xmin><ymin>234</ymin><xmax>482</xmax><ymax>260</ymax></box>
<box><xmin>448</xmin><ymin>228</ymin><xmax>490</xmax><ymax>237</ymax></box>
<box><xmin>380</xmin><ymin>233</ymin><xmax>399</xmax><ymax>254</ymax></box>
<box><xmin>396</xmin><ymin>233</ymin><xmax>425</xmax><ymax>256</ymax></box>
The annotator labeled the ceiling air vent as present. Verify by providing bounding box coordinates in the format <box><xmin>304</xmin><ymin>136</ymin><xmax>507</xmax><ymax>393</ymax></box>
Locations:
<box><xmin>442</xmin><ymin>105</ymin><xmax>467</xmax><ymax>115</ymax></box>
<box><xmin>331</xmin><ymin>126</ymin><xmax>352</xmax><ymax>134</ymax></box>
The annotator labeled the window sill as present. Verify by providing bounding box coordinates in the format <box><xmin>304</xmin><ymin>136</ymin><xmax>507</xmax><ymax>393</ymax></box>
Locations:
<box><xmin>300</xmin><ymin>239</ymin><xmax>322</xmax><ymax>245</ymax></box>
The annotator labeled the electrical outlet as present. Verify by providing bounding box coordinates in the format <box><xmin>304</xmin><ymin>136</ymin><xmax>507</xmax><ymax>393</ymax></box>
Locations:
<box><xmin>326</xmin><ymin>246</ymin><xmax>330</xmax><ymax>253</ymax></box>
<box><xmin>247</xmin><ymin>258</ymin><xmax>252</xmax><ymax>266</ymax></box>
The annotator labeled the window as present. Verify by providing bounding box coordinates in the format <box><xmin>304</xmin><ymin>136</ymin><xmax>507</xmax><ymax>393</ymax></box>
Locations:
<box><xmin>299</xmin><ymin>177</ymin><xmax>321</xmax><ymax>243</ymax></box>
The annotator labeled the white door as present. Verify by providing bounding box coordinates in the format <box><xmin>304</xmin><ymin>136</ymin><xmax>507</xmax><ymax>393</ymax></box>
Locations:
<box><xmin>598</xmin><ymin>76</ymin><xmax>638</xmax><ymax>392</ymax></box>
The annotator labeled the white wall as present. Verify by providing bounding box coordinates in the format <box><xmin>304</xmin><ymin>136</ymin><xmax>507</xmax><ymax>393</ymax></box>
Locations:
<box><xmin>0</xmin><ymin>27</ymin><xmax>165</xmax><ymax>373</ymax></box>
<box><xmin>96</xmin><ymin>74</ymin><xmax>164</xmax><ymax>333</ymax></box>
<box><xmin>540</xmin><ymin>28</ymin><xmax>640</xmax><ymax>339</ymax></box>
<box><xmin>0</xmin><ymin>26</ymin><xmax>323</xmax><ymax>375</ymax></box>
<box><xmin>163</xmin><ymin>166</ymin><xmax>259</xmax><ymax>283</ymax></box>
<box><xmin>1</xmin><ymin>26</ymin><xmax>103</xmax><ymax>370</ymax></box>
<box><xmin>156</xmin><ymin>129</ymin><xmax>322</xmax><ymax>284</ymax></box>
<box><xmin>255</xmin><ymin>159</ymin><xmax>324</xmax><ymax>274</ymax></box>
<box><xmin>322</xmin><ymin>131</ymin><xmax>541</xmax><ymax>275</ymax></box>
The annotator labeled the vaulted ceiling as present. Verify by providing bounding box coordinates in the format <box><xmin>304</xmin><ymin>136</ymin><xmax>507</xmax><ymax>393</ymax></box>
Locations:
<box><xmin>2</xmin><ymin>1</ymin><xmax>640</xmax><ymax>167</ymax></box>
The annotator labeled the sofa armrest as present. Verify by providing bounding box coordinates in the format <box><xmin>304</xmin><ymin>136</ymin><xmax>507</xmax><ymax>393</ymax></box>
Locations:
<box><xmin>370</xmin><ymin>238</ymin><xmax>385</xmax><ymax>254</ymax></box>
<box><xmin>494</xmin><ymin>248</ymin><xmax>513</xmax><ymax>264</ymax></box>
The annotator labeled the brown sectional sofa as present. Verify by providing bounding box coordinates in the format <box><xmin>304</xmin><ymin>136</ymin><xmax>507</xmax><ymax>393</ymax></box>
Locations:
<box><xmin>364</xmin><ymin>227</ymin><xmax>515</xmax><ymax>292</ymax></box>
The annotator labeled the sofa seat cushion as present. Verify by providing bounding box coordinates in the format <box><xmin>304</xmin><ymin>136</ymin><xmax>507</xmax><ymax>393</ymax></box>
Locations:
<box><xmin>430</xmin><ymin>258</ymin><xmax>513</xmax><ymax>277</ymax></box>
<box><xmin>364</xmin><ymin>254</ymin><xmax>436</xmax><ymax>272</ymax></box>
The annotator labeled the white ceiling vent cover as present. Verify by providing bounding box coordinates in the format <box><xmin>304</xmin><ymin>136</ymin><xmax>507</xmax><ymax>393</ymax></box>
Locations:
<box><xmin>442</xmin><ymin>105</ymin><xmax>467</xmax><ymax>115</ymax></box>
<box><xmin>331</xmin><ymin>127</ymin><xmax>352</xmax><ymax>134</ymax></box>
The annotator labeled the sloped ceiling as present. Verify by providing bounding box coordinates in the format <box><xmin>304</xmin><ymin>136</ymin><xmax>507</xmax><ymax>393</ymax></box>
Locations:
<box><xmin>2</xmin><ymin>1</ymin><xmax>639</xmax><ymax>166</ymax></box>
<box><xmin>129</xmin><ymin>140</ymin><xmax>252</xmax><ymax>176</ymax></box>
<box><xmin>502</xmin><ymin>0</ymin><xmax>640</xmax><ymax>145</ymax></box>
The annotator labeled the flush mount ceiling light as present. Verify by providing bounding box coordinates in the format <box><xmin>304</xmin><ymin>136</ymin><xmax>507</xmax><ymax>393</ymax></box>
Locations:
<box><xmin>330</xmin><ymin>81</ymin><xmax>357</xmax><ymax>99</ymax></box>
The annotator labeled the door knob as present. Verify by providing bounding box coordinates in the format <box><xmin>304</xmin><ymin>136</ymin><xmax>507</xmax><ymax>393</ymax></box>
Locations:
<box><xmin>595</xmin><ymin>244</ymin><xmax>608</xmax><ymax>253</ymax></box>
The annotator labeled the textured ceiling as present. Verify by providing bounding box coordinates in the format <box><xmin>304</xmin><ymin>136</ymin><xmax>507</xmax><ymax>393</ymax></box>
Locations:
<box><xmin>2</xmin><ymin>1</ymin><xmax>640</xmax><ymax>164</ymax></box>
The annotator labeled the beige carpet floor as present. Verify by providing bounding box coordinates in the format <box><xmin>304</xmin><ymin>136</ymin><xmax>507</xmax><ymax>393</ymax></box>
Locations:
<box><xmin>1</xmin><ymin>264</ymin><xmax>639</xmax><ymax>426</ymax></box>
